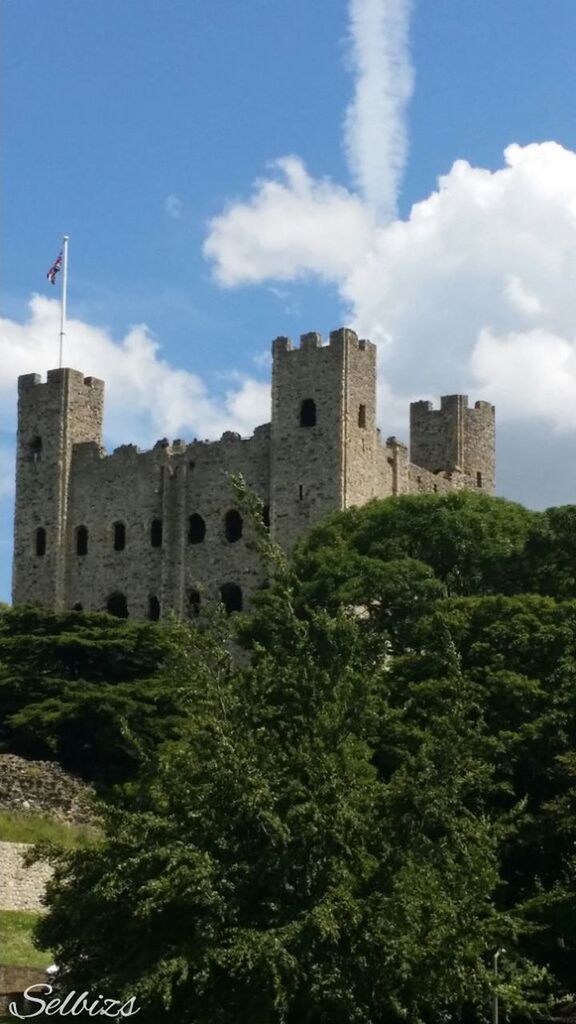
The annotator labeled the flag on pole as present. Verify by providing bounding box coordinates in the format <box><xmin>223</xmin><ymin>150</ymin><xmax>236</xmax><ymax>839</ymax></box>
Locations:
<box><xmin>47</xmin><ymin>251</ymin><xmax>63</xmax><ymax>285</ymax></box>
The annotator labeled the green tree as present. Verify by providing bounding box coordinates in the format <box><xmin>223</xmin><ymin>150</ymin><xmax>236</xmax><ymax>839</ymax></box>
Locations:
<box><xmin>36</xmin><ymin>604</ymin><xmax>543</xmax><ymax>1023</ymax></box>
<box><xmin>0</xmin><ymin>607</ymin><xmax>182</xmax><ymax>787</ymax></box>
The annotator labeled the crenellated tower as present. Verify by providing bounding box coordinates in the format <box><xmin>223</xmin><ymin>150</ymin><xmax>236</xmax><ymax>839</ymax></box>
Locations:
<box><xmin>12</xmin><ymin>369</ymin><xmax>104</xmax><ymax>609</ymax></box>
<box><xmin>409</xmin><ymin>394</ymin><xmax>495</xmax><ymax>492</ymax></box>
<box><xmin>269</xmin><ymin>328</ymin><xmax>381</xmax><ymax>551</ymax></box>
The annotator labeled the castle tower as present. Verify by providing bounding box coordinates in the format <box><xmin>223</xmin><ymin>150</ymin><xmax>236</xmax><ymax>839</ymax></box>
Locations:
<box><xmin>12</xmin><ymin>369</ymin><xmax>105</xmax><ymax>609</ymax></box>
<box><xmin>269</xmin><ymin>328</ymin><xmax>380</xmax><ymax>551</ymax></box>
<box><xmin>409</xmin><ymin>394</ymin><xmax>495</xmax><ymax>492</ymax></box>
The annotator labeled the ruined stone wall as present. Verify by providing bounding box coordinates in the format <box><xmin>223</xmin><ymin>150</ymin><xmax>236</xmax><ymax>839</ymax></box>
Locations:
<box><xmin>0</xmin><ymin>842</ymin><xmax>52</xmax><ymax>913</ymax></box>
<box><xmin>0</xmin><ymin>755</ymin><xmax>94</xmax><ymax>826</ymax></box>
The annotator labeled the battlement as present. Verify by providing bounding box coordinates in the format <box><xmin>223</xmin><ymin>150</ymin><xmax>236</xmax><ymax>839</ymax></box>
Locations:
<box><xmin>272</xmin><ymin>328</ymin><xmax>375</xmax><ymax>357</ymax></box>
<box><xmin>18</xmin><ymin>369</ymin><xmax>104</xmax><ymax>394</ymax></box>
<box><xmin>410</xmin><ymin>394</ymin><xmax>494</xmax><ymax>416</ymax></box>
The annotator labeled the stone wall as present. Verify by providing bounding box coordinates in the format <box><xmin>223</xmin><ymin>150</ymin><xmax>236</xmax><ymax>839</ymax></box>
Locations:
<box><xmin>0</xmin><ymin>841</ymin><xmax>52</xmax><ymax>912</ymax></box>
<box><xmin>0</xmin><ymin>754</ymin><xmax>94</xmax><ymax>826</ymax></box>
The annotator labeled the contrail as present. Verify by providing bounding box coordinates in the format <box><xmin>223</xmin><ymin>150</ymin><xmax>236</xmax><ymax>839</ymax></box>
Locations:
<box><xmin>343</xmin><ymin>0</ymin><xmax>414</xmax><ymax>221</ymax></box>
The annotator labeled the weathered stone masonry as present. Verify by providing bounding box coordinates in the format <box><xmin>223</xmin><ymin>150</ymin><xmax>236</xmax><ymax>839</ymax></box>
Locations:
<box><xmin>12</xmin><ymin>327</ymin><xmax>495</xmax><ymax>619</ymax></box>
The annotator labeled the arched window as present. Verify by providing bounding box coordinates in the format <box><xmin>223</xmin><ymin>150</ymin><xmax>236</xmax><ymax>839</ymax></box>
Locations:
<box><xmin>262</xmin><ymin>505</ymin><xmax>270</xmax><ymax>530</ymax></box>
<box><xmin>76</xmin><ymin>525</ymin><xmax>88</xmax><ymax>556</ymax></box>
<box><xmin>29</xmin><ymin>436</ymin><xmax>42</xmax><ymax>463</ymax></box>
<box><xmin>188</xmin><ymin>514</ymin><xmax>206</xmax><ymax>544</ymax></box>
<box><xmin>220</xmin><ymin>583</ymin><xmax>243</xmax><ymax>615</ymax></box>
<box><xmin>187</xmin><ymin>588</ymin><xmax>201</xmax><ymax>618</ymax></box>
<box><xmin>113</xmin><ymin>522</ymin><xmax>126</xmax><ymax>551</ymax></box>
<box><xmin>72</xmin><ymin>603</ymin><xmax>83</xmax><ymax>612</ymax></box>
<box><xmin>148</xmin><ymin>595</ymin><xmax>160</xmax><ymax>621</ymax></box>
<box><xmin>224</xmin><ymin>509</ymin><xmax>243</xmax><ymax>543</ymax></box>
<box><xmin>106</xmin><ymin>592</ymin><xmax>128</xmax><ymax>619</ymax></box>
<box><xmin>35</xmin><ymin>527</ymin><xmax>46</xmax><ymax>557</ymax></box>
<box><xmin>300</xmin><ymin>398</ymin><xmax>317</xmax><ymax>427</ymax></box>
<box><xmin>150</xmin><ymin>518</ymin><xmax>163</xmax><ymax>547</ymax></box>
<box><xmin>358</xmin><ymin>404</ymin><xmax>366</xmax><ymax>428</ymax></box>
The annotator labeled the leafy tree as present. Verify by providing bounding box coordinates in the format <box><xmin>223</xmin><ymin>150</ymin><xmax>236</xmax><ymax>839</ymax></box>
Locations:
<box><xmin>36</xmin><ymin>604</ymin><xmax>543</xmax><ymax>1023</ymax></box>
<box><xmin>294</xmin><ymin>491</ymin><xmax>538</xmax><ymax>600</ymax></box>
<box><xmin>0</xmin><ymin>607</ymin><xmax>181</xmax><ymax>787</ymax></box>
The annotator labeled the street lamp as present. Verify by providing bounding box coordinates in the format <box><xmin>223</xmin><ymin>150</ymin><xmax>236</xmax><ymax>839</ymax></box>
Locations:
<box><xmin>493</xmin><ymin>947</ymin><xmax>506</xmax><ymax>1024</ymax></box>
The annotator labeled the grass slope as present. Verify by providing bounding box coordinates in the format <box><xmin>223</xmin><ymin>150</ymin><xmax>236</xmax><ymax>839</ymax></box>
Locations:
<box><xmin>0</xmin><ymin>810</ymin><xmax>96</xmax><ymax>848</ymax></box>
<box><xmin>0</xmin><ymin>910</ymin><xmax>51</xmax><ymax>967</ymax></box>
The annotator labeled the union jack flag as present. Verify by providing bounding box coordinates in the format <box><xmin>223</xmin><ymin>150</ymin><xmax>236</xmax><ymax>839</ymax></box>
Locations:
<box><xmin>47</xmin><ymin>251</ymin><xmax>63</xmax><ymax>285</ymax></box>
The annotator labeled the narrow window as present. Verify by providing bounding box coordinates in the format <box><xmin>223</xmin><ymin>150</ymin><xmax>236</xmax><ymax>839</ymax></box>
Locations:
<box><xmin>113</xmin><ymin>522</ymin><xmax>126</xmax><ymax>551</ymax></box>
<box><xmin>433</xmin><ymin>484</ymin><xmax>438</xmax><ymax>493</ymax></box>
<box><xmin>476</xmin><ymin>471</ymin><xmax>483</xmax><ymax>488</ymax></box>
<box><xmin>148</xmin><ymin>595</ymin><xmax>160</xmax><ymax>621</ymax></box>
<box><xmin>188</xmin><ymin>588</ymin><xmax>201</xmax><ymax>618</ymax></box>
<box><xmin>220</xmin><ymin>582</ymin><xmax>243</xmax><ymax>615</ymax></box>
<box><xmin>298</xmin><ymin>484</ymin><xmax>304</xmax><ymax>501</ymax></box>
<box><xmin>29</xmin><ymin>436</ymin><xmax>42</xmax><ymax>463</ymax></box>
<box><xmin>224</xmin><ymin>509</ymin><xmax>243</xmax><ymax>543</ymax></box>
<box><xmin>188</xmin><ymin>513</ymin><xmax>206</xmax><ymax>544</ymax></box>
<box><xmin>106</xmin><ymin>592</ymin><xmax>128</xmax><ymax>619</ymax></box>
<box><xmin>358</xmin><ymin>404</ymin><xmax>367</xmax><ymax>428</ymax></box>
<box><xmin>300</xmin><ymin>398</ymin><xmax>317</xmax><ymax>427</ymax></box>
<box><xmin>150</xmin><ymin>518</ymin><xmax>163</xmax><ymax>547</ymax></box>
<box><xmin>76</xmin><ymin>525</ymin><xmax>88</xmax><ymax>556</ymax></box>
<box><xmin>35</xmin><ymin>527</ymin><xmax>46</xmax><ymax>557</ymax></box>
<box><xmin>262</xmin><ymin>505</ymin><xmax>270</xmax><ymax>530</ymax></box>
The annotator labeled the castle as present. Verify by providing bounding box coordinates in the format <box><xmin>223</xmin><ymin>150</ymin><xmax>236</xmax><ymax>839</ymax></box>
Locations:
<box><xmin>12</xmin><ymin>328</ymin><xmax>495</xmax><ymax>620</ymax></box>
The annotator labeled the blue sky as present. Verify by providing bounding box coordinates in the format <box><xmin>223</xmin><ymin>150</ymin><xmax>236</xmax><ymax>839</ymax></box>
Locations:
<box><xmin>3</xmin><ymin>0</ymin><xmax>576</xmax><ymax>603</ymax></box>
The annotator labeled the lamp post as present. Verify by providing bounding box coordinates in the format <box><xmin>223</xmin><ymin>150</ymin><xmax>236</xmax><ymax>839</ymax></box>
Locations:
<box><xmin>493</xmin><ymin>947</ymin><xmax>506</xmax><ymax>1024</ymax></box>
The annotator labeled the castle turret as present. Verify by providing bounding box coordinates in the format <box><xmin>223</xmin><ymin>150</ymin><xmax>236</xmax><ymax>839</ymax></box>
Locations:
<box><xmin>269</xmin><ymin>328</ymin><xmax>380</xmax><ymax>551</ymax></box>
<box><xmin>12</xmin><ymin>369</ymin><xmax>104</xmax><ymax>609</ymax></box>
<box><xmin>409</xmin><ymin>394</ymin><xmax>495</xmax><ymax>492</ymax></box>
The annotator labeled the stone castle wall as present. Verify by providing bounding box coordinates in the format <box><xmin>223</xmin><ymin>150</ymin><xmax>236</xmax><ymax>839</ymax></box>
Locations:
<box><xmin>12</xmin><ymin>329</ymin><xmax>495</xmax><ymax>618</ymax></box>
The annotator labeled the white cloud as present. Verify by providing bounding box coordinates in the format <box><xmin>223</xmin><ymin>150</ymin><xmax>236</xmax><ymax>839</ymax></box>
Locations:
<box><xmin>204</xmin><ymin>0</ymin><xmax>413</xmax><ymax>286</ymax></box>
<box><xmin>165</xmin><ymin>194</ymin><xmax>183</xmax><ymax>220</ymax></box>
<box><xmin>0</xmin><ymin>296</ymin><xmax>270</xmax><ymax>448</ymax></box>
<box><xmin>204</xmin><ymin>157</ymin><xmax>374</xmax><ymax>287</ymax></box>
<box><xmin>343</xmin><ymin>0</ymin><xmax>413</xmax><ymax>219</ymax></box>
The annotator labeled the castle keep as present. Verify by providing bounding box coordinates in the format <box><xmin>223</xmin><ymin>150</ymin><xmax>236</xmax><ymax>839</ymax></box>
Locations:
<box><xmin>12</xmin><ymin>328</ymin><xmax>495</xmax><ymax>619</ymax></box>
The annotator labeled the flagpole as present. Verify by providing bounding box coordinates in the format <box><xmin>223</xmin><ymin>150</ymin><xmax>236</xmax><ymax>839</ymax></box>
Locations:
<box><xmin>59</xmin><ymin>235</ymin><xmax>69</xmax><ymax>369</ymax></box>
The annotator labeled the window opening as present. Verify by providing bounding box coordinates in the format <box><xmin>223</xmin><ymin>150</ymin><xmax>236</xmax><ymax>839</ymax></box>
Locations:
<box><xmin>150</xmin><ymin>519</ymin><xmax>163</xmax><ymax>547</ymax></box>
<box><xmin>106</xmin><ymin>592</ymin><xmax>128</xmax><ymax>618</ymax></box>
<box><xmin>76</xmin><ymin>525</ymin><xmax>88</xmax><ymax>556</ymax></box>
<box><xmin>300</xmin><ymin>398</ymin><xmax>317</xmax><ymax>427</ymax></box>
<box><xmin>224</xmin><ymin>509</ymin><xmax>243</xmax><ymax>543</ymax></box>
<box><xmin>113</xmin><ymin>522</ymin><xmax>126</xmax><ymax>551</ymax></box>
<box><xmin>188</xmin><ymin>514</ymin><xmax>206</xmax><ymax>544</ymax></box>
<box><xmin>220</xmin><ymin>582</ymin><xmax>243</xmax><ymax>615</ymax></box>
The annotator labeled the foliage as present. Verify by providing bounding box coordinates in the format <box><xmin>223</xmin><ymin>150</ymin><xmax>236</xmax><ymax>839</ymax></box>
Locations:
<box><xmin>0</xmin><ymin>608</ymin><xmax>184</xmax><ymax>787</ymax></box>
<box><xmin>36</xmin><ymin>606</ymin><xmax>544</xmax><ymax>1023</ymax></box>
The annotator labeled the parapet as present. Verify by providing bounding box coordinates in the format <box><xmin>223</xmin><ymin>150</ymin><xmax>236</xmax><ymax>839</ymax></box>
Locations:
<box><xmin>18</xmin><ymin>368</ymin><xmax>105</xmax><ymax>394</ymax></box>
<box><xmin>272</xmin><ymin>327</ymin><xmax>375</xmax><ymax>357</ymax></box>
<box><xmin>411</xmin><ymin>395</ymin><xmax>494</xmax><ymax>417</ymax></box>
